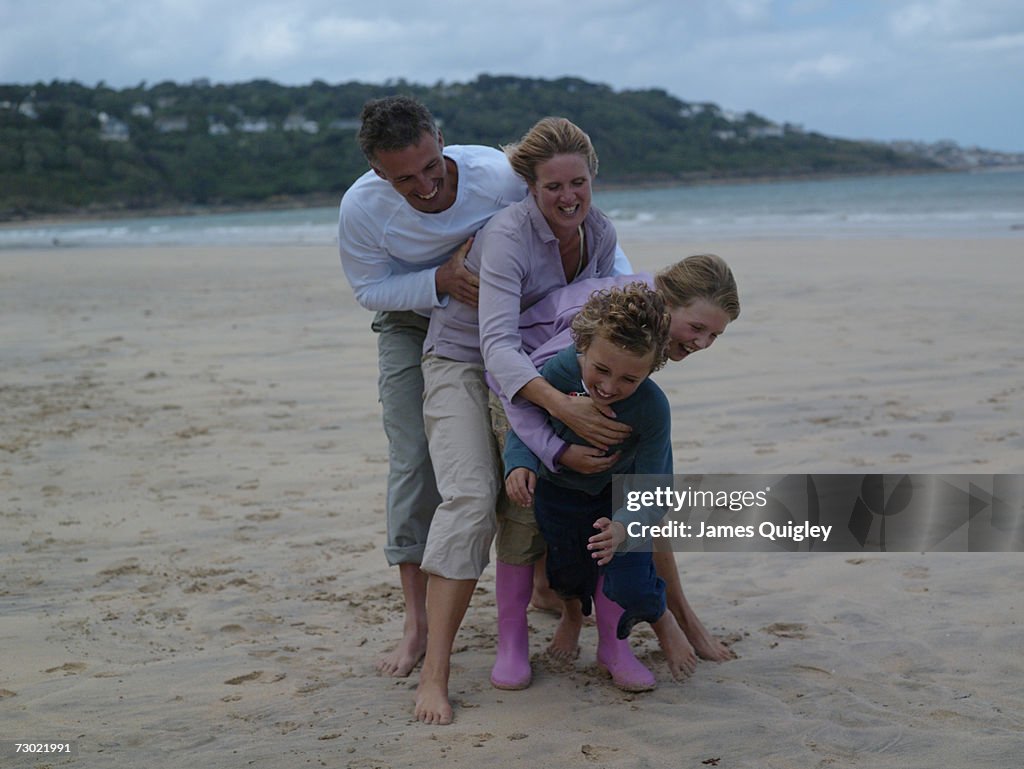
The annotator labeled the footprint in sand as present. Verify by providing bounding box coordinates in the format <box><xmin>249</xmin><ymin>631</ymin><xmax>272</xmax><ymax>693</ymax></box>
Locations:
<box><xmin>581</xmin><ymin>744</ymin><xmax>620</xmax><ymax>762</ymax></box>
<box><xmin>223</xmin><ymin>670</ymin><xmax>286</xmax><ymax>685</ymax></box>
<box><xmin>762</xmin><ymin>622</ymin><xmax>809</xmax><ymax>639</ymax></box>
<box><xmin>902</xmin><ymin>564</ymin><xmax>930</xmax><ymax>592</ymax></box>
<box><xmin>243</xmin><ymin>511</ymin><xmax>280</xmax><ymax>522</ymax></box>
<box><xmin>902</xmin><ymin>565</ymin><xmax>929</xmax><ymax>579</ymax></box>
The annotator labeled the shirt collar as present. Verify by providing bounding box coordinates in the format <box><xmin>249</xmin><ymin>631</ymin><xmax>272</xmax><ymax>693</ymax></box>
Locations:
<box><xmin>524</xmin><ymin>193</ymin><xmax>559</xmax><ymax>244</ymax></box>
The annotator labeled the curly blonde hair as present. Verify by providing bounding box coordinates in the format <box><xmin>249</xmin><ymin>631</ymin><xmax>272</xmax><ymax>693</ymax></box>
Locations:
<box><xmin>571</xmin><ymin>282</ymin><xmax>671</xmax><ymax>373</ymax></box>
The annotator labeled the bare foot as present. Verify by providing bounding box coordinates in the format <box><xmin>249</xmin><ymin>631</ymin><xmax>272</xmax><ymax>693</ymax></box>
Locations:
<box><xmin>652</xmin><ymin>612</ymin><xmax>698</xmax><ymax>680</ymax></box>
<box><xmin>414</xmin><ymin>676</ymin><xmax>453</xmax><ymax>725</ymax></box>
<box><xmin>529</xmin><ymin>557</ymin><xmax>563</xmax><ymax>615</ymax></box>
<box><xmin>687</xmin><ymin>625</ymin><xmax>737</xmax><ymax>662</ymax></box>
<box><xmin>546</xmin><ymin>599</ymin><xmax>583</xmax><ymax>660</ymax></box>
<box><xmin>655</xmin><ymin>548</ymin><xmax>735</xmax><ymax>661</ymax></box>
<box><xmin>379</xmin><ymin>562</ymin><xmax>429</xmax><ymax>676</ymax></box>
<box><xmin>688</xmin><ymin>626</ymin><xmax>737</xmax><ymax>663</ymax></box>
<box><xmin>376</xmin><ymin>623</ymin><xmax>427</xmax><ymax>677</ymax></box>
<box><xmin>530</xmin><ymin>585</ymin><xmax>564</xmax><ymax>615</ymax></box>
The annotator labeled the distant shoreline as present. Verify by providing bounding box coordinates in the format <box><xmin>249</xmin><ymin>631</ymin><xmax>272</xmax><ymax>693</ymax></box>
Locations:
<box><xmin>7</xmin><ymin>165</ymin><xmax>1016</xmax><ymax>227</ymax></box>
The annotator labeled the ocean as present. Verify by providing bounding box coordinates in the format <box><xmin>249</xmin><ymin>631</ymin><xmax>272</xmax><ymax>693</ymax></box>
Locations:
<box><xmin>2</xmin><ymin>168</ymin><xmax>1022</xmax><ymax>249</ymax></box>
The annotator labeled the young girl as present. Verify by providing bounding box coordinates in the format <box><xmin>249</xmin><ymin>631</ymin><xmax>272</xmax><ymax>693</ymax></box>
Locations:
<box><xmin>503</xmin><ymin>282</ymin><xmax>696</xmax><ymax>690</ymax></box>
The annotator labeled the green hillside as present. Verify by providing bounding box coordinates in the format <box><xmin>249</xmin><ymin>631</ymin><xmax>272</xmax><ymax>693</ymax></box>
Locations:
<box><xmin>0</xmin><ymin>75</ymin><xmax>937</xmax><ymax>219</ymax></box>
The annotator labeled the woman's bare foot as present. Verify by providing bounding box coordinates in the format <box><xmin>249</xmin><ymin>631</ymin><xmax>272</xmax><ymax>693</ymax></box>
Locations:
<box><xmin>546</xmin><ymin>598</ymin><xmax>583</xmax><ymax>660</ymax></box>
<box><xmin>377</xmin><ymin>621</ymin><xmax>427</xmax><ymax>677</ymax></box>
<box><xmin>652</xmin><ymin>612</ymin><xmax>698</xmax><ymax>680</ymax></box>
<box><xmin>414</xmin><ymin>673</ymin><xmax>453</xmax><ymax>725</ymax></box>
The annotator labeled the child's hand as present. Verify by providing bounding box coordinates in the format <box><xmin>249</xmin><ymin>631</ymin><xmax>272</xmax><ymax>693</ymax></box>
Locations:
<box><xmin>588</xmin><ymin>517</ymin><xmax>626</xmax><ymax>566</ymax></box>
<box><xmin>506</xmin><ymin>468</ymin><xmax>536</xmax><ymax>507</ymax></box>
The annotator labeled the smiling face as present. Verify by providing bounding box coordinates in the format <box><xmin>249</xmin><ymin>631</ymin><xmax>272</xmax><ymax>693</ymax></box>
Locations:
<box><xmin>371</xmin><ymin>130</ymin><xmax>454</xmax><ymax>213</ymax></box>
<box><xmin>666</xmin><ymin>298</ymin><xmax>731</xmax><ymax>362</ymax></box>
<box><xmin>578</xmin><ymin>334</ymin><xmax>656</xmax><ymax>408</ymax></box>
<box><xmin>530</xmin><ymin>153</ymin><xmax>593</xmax><ymax>238</ymax></box>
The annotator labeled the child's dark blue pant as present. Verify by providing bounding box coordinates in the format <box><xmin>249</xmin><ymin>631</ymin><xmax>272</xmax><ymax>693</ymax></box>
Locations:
<box><xmin>534</xmin><ymin>477</ymin><xmax>666</xmax><ymax>638</ymax></box>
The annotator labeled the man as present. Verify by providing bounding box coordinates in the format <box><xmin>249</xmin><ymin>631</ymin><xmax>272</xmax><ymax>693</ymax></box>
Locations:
<box><xmin>338</xmin><ymin>95</ymin><xmax>527</xmax><ymax>678</ymax></box>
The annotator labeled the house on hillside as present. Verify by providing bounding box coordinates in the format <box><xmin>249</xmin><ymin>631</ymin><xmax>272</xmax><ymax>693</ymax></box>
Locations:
<box><xmin>238</xmin><ymin>117</ymin><xmax>270</xmax><ymax>133</ymax></box>
<box><xmin>283</xmin><ymin>114</ymin><xmax>319</xmax><ymax>134</ymax></box>
<box><xmin>98</xmin><ymin>112</ymin><xmax>130</xmax><ymax>141</ymax></box>
<box><xmin>750</xmin><ymin>124</ymin><xmax>785</xmax><ymax>139</ymax></box>
<box><xmin>155</xmin><ymin>116</ymin><xmax>189</xmax><ymax>133</ymax></box>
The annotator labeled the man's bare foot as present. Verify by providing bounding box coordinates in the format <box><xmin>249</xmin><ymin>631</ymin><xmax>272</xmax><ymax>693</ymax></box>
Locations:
<box><xmin>414</xmin><ymin>677</ymin><xmax>453</xmax><ymax>725</ymax></box>
<box><xmin>652</xmin><ymin>612</ymin><xmax>698</xmax><ymax>680</ymax></box>
<box><xmin>546</xmin><ymin>599</ymin><xmax>583</xmax><ymax>660</ymax></box>
<box><xmin>376</xmin><ymin>623</ymin><xmax>427</xmax><ymax>677</ymax></box>
<box><xmin>380</xmin><ymin>562</ymin><xmax>429</xmax><ymax>676</ymax></box>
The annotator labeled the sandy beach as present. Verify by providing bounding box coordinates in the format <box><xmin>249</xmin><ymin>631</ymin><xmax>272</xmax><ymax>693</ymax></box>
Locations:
<box><xmin>2</xmin><ymin>238</ymin><xmax>1022</xmax><ymax>768</ymax></box>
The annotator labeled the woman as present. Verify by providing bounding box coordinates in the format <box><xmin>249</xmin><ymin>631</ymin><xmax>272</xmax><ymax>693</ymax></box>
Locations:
<box><xmin>414</xmin><ymin>117</ymin><xmax>632</xmax><ymax>724</ymax></box>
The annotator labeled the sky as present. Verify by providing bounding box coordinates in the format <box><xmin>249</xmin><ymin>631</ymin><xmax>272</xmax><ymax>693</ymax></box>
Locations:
<box><xmin>2</xmin><ymin>0</ymin><xmax>1022</xmax><ymax>152</ymax></box>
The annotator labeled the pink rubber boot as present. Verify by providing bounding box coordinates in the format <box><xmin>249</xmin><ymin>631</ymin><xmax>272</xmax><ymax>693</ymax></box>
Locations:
<box><xmin>594</xmin><ymin>577</ymin><xmax>656</xmax><ymax>692</ymax></box>
<box><xmin>490</xmin><ymin>561</ymin><xmax>533</xmax><ymax>690</ymax></box>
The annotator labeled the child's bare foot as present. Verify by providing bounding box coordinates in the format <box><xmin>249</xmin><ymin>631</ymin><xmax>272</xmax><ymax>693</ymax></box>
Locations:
<box><xmin>530</xmin><ymin>585</ymin><xmax>564</xmax><ymax>615</ymax></box>
<box><xmin>687</xmin><ymin>623</ymin><xmax>737</xmax><ymax>662</ymax></box>
<box><xmin>529</xmin><ymin>557</ymin><xmax>563</xmax><ymax>615</ymax></box>
<box><xmin>546</xmin><ymin>598</ymin><xmax>583</xmax><ymax>660</ymax></box>
<box><xmin>652</xmin><ymin>612</ymin><xmax>697</xmax><ymax>680</ymax></box>
<box><xmin>414</xmin><ymin>675</ymin><xmax>453</xmax><ymax>725</ymax></box>
<box><xmin>377</xmin><ymin>622</ymin><xmax>427</xmax><ymax>677</ymax></box>
<box><xmin>665</xmin><ymin>585</ymin><xmax>737</xmax><ymax>662</ymax></box>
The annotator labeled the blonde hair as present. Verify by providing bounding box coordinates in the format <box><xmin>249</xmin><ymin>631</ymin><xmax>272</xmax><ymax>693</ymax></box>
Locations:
<box><xmin>654</xmin><ymin>254</ymin><xmax>740</xmax><ymax>320</ymax></box>
<box><xmin>571</xmin><ymin>282</ymin><xmax>671</xmax><ymax>373</ymax></box>
<box><xmin>503</xmin><ymin>117</ymin><xmax>599</xmax><ymax>185</ymax></box>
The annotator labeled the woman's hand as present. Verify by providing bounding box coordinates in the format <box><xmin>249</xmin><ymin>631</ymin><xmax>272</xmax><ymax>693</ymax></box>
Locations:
<box><xmin>588</xmin><ymin>517</ymin><xmax>626</xmax><ymax>566</ymax></box>
<box><xmin>559</xmin><ymin>443</ymin><xmax>620</xmax><ymax>475</ymax></box>
<box><xmin>553</xmin><ymin>395</ymin><xmax>631</xmax><ymax>451</ymax></box>
<box><xmin>505</xmin><ymin>467</ymin><xmax>536</xmax><ymax>507</ymax></box>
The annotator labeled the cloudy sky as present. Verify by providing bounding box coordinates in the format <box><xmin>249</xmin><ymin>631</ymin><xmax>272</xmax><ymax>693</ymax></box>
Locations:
<box><xmin>3</xmin><ymin>0</ymin><xmax>1022</xmax><ymax>151</ymax></box>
